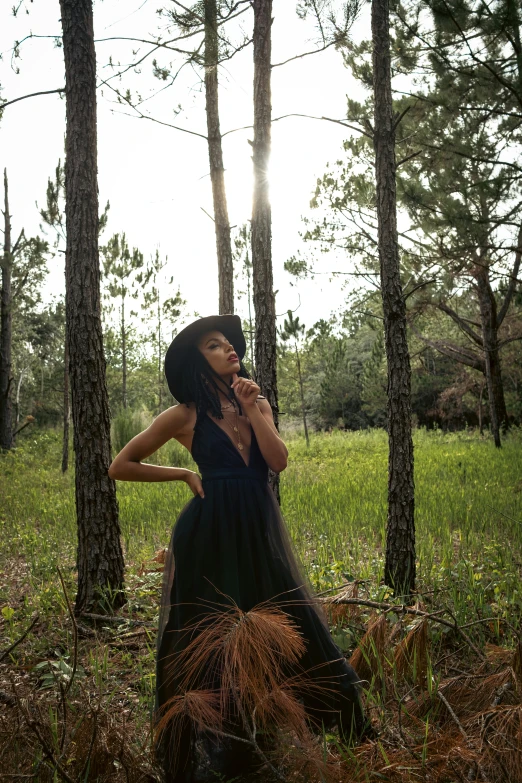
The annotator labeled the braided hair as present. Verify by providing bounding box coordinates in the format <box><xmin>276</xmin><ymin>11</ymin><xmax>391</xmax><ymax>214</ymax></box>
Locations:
<box><xmin>177</xmin><ymin>345</ymin><xmax>255</xmax><ymax>431</ymax></box>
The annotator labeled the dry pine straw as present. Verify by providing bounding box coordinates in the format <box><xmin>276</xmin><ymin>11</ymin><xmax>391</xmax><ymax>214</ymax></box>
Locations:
<box><xmin>1</xmin><ymin>552</ymin><xmax>522</xmax><ymax>782</ymax></box>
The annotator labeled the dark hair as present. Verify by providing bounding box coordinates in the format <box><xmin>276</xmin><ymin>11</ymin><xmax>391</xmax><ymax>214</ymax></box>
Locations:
<box><xmin>178</xmin><ymin>345</ymin><xmax>253</xmax><ymax>430</ymax></box>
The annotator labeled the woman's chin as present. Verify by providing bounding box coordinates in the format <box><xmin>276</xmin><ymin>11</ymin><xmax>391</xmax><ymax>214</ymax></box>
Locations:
<box><xmin>224</xmin><ymin>362</ymin><xmax>240</xmax><ymax>374</ymax></box>
<box><xmin>217</xmin><ymin>367</ymin><xmax>237</xmax><ymax>380</ymax></box>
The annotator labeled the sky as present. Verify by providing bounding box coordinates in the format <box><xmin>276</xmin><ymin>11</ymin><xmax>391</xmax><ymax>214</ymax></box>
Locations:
<box><xmin>0</xmin><ymin>0</ymin><xmax>370</xmax><ymax>339</ymax></box>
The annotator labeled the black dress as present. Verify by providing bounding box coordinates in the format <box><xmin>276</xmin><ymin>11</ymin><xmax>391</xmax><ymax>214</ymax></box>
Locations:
<box><xmin>154</xmin><ymin>411</ymin><xmax>368</xmax><ymax>782</ymax></box>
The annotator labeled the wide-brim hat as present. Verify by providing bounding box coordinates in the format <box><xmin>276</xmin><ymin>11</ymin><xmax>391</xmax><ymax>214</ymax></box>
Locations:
<box><xmin>164</xmin><ymin>314</ymin><xmax>246</xmax><ymax>403</ymax></box>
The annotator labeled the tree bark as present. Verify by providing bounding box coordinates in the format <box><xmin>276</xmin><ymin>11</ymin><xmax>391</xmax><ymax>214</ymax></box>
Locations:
<box><xmin>0</xmin><ymin>169</ymin><xmax>14</xmax><ymax>451</ymax></box>
<box><xmin>478</xmin><ymin>380</ymin><xmax>484</xmax><ymax>436</ymax></box>
<box><xmin>157</xmin><ymin>294</ymin><xmax>163</xmax><ymax>411</ymax></box>
<box><xmin>474</xmin><ymin>264</ymin><xmax>508</xmax><ymax>448</ymax></box>
<box><xmin>59</xmin><ymin>0</ymin><xmax>125</xmax><ymax>614</ymax></box>
<box><xmin>205</xmin><ymin>0</ymin><xmax>234</xmax><ymax>314</ymax></box>
<box><xmin>295</xmin><ymin>343</ymin><xmax>309</xmax><ymax>447</ymax></box>
<box><xmin>372</xmin><ymin>0</ymin><xmax>415</xmax><ymax>597</ymax></box>
<box><xmin>121</xmin><ymin>294</ymin><xmax>127</xmax><ymax>409</ymax></box>
<box><xmin>14</xmin><ymin>366</ymin><xmax>27</xmax><ymax>430</ymax></box>
<box><xmin>246</xmin><ymin>250</ymin><xmax>255</xmax><ymax>369</ymax></box>
<box><xmin>61</xmin><ymin>326</ymin><xmax>70</xmax><ymax>473</ymax></box>
<box><xmin>252</xmin><ymin>0</ymin><xmax>280</xmax><ymax>503</ymax></box>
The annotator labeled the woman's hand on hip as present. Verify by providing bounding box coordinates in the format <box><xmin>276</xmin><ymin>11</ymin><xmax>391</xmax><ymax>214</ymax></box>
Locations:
<box><xmin>184</xmin><ymin>470</ymin><xmax>205</xmax><ymax>499</ymax></box>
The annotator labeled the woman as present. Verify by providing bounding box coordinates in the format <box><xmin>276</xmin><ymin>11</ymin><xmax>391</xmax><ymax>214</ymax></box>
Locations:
<box><xmin>109</xmin><ymin>314</ymin><xmax>371</xmax><ymax>782</ymax></box>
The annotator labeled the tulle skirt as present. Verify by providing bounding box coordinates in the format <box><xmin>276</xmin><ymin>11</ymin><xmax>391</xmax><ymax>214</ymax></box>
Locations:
<box><xmin>153</xmin><ymin>469</ymin><xmax>366</xmax><ymax>782</ymax></box>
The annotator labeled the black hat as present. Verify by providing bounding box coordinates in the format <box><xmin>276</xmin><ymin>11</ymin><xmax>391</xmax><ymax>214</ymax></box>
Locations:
<box><xmin>164</xmin><ymin>314</ymin><xmax>246</xmax><ymax>403</ymax></box>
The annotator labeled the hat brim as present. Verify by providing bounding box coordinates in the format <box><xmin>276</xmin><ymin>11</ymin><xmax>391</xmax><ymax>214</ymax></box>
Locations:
<box><xmin>164</xmin><ymin>314</ymin><xmax>247</xmax><ymax>403</ymax></box>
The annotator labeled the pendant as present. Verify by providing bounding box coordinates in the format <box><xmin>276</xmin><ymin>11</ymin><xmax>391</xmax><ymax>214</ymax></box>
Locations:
<box><xmin>238</xmin><ymin>443</ymin><xmax>244</xmax><ymax>450</ymax></box>
<box><xmin>233</xmin><ymin>426</ymin><xmax>238</xmax><ymax>432</ymax></box>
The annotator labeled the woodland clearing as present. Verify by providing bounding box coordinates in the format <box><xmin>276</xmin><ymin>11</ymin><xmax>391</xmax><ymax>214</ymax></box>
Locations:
<box><xmin>0</xmin><ymin>427</ymin><xmax>521</xmax><ymax>781</ymax></box>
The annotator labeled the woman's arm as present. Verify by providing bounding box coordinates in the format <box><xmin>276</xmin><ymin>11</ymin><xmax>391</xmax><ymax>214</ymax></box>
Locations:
<box><xmin>247</xmin><ymin>398</ymin><xmax>288</xmax><ymax>473</ymax></box>
<box><xmin>108</xmin><ymin>405</ymin><xmax>191</xmax><ymax>482</ymax></box>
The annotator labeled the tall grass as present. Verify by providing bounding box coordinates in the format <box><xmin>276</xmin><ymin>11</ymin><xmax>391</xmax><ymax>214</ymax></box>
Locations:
<box><xmin>2</xmin><ymin>423</ymin><xmax>521</xmax><ymax>782</ymax></box>
<box><xmin>1</xmin><ymin>425</ymin><xmax>521</xmax><ymax>630</ymax></box>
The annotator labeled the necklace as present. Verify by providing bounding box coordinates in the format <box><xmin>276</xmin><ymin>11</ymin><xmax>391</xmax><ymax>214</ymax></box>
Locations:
<box><xmin>220</xmin><ymin>406</ymin><xmax>244</xmax><ymax>450</ymax></box>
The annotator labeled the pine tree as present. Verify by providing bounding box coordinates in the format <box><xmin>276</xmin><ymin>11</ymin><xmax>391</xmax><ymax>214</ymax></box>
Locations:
<box><xmin>154</xmin><ymin>0</ymin><xmax>250</xmax><ymax>313</ymax></box>
<box><xmin>40</xmin><ymin>160</ymin><xmax>109</xmax><ymax>470</ymax></box>
<box><xmin>59</xmin><ymin>0</ymin><xmax>125</xmax><ymax>614</ymax></box>
<box><xmin>0</xmin><ymin>170</ymin><xmax>14</xmax><ymax>451</ymax></box>
<box><xmin>1</xmin><ymin>170</ymin><xmax>49</xmax><ymax>450</ymax></box>
<box><xmin>233</xmin><ymin>224</ymin><xmax>255</xmax><ymax>373</ymax></box>
<box><xmin>101</xmin><ymin>233</ymin><xmax>144</xmax><ymax>411</ymax></box>
<box><xmin>279</xmin><ymin>310</ymin><xmax>310</xmax><ymax>447</ymax></box>
<box><xmin>140</xmin><ymin>250</ymin><xmax>185</xmax><ymax>413</ymax></box>
<box><xmin>361</xmin><ymin>328</ymin><xmax>386</xmax><ymax>422</ymax></box>
<box><xmin>372</xmin><ymin>0</ymin><xmax>416</xmax><ymax>597</ymax></box>
<box><xmin>252</xmin><ymin>0</ymin><xmax>281</xmax><ymax>503</ymax></box>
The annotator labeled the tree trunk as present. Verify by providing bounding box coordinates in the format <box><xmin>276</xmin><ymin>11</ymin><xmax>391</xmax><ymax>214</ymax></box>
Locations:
<box><xmin>474</xmin><ymin>265</ymin><xmax>508</xmax><ymax>448</ymax></box>
<box><xmin>372</xmin><ymin>0</ymin><xmax>415</xmax><ymax>598</ymax></box>
<box><xmin>246</xmin><ymin>250</ymin><xmax>255</xmax><ymax>370</ymax></box>
<box><xmin>205</xmin><ymin>0</ymin><xmax>234</xmax><ymax>314</ymax></box>
<box><xmin>295</xmin><ymin>343</ymin><xmax>309</xmax><ymax>447</ymax></box>
<box><xmin>62</xmin><ymin>328</ymin><xmax>70</xmax><ymax>473</ymax></box>
<box><xmin>157</xmin><ymin>295</ymin><xmax>163</xmax><ymax>412</ymax></box>
<box><xmin>60</xmin><ymin>0</ymin><xmax>125</xmax><ymax>615</ymax></box>
<box><xmin>478</xmin><ymin>380</ymin><xmax>484</xmax><ymax>436</ymax></box>
<box><xmin>252</xmin><ymin>0</ymin><xmax>280</xmax><ymax>504</ymax></box>
<box><xmin>0</xmin><ymin>169</ymin><xmax>14</xmax><ymax>451</ymax></box>
<box><xmin>121</xmin><ymin>294</ymin><xmax>127</xmax><ymax>409</ymax></box>
<box><xmin>14</xmin><ymin>367</ymin><xmax>27</xmax><ymax>428</ymax></box>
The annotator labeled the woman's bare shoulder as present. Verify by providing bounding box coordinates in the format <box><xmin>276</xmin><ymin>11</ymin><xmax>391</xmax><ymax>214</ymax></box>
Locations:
<box><xmin>160</xmin><ymin>402</ymin><xmax>195</xmax><ymax>436</ymax></box>
<box><xmin>109</xmin><ymin>403</ymin><xmax>195</xmax><ymax>469</ymax></box>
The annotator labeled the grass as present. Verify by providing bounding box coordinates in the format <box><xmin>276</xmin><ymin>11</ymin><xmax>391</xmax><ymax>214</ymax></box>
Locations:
<box><xmin>2</xmin><ymin>425</ymin><xmax>522</xmax><ymax>639</ymax></box>
<box><xmin>1</xmin><ymin>425</ymin><xmax>521</xmax><ymax>780</ymax></box>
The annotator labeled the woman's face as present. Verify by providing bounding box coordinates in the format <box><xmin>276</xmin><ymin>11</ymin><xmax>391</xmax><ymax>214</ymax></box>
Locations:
<box><xmin>196</xmin><ymin>330</ymin><xmax>240</xmax><ymax>378</ymax></box>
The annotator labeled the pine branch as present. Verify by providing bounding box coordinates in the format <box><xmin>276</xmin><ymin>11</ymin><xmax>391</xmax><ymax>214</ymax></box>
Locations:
<box><xmin>99</xmin><ymin>78</ymin><xmax>207</xmax><ymax>139</ymax></box>
<box><xmin>410</xmin><ymin>327</ymin><xmax>485</xmax><ymax>372</ymax></box>
<box><xmin>0</xmin><ymin>88</ymin><xmax>64</xmax><ymax>111</ymax></box>
<box><xmin>497</xmin><ymin>223</ymin><xmax>522</xmax><ymax>328</ymax></box>
<box><xmin>498</xmin><ymin>333</ymin><xmax>522</xmax><ymax>348</ymax></box>
<box><xmin>437</xmin><ymin>303</ymin><xmax>483</xmax><ymax>346</ymax></box>
<box><xmin>272</xmin><ymin>39</ymin><xmax>340</xmax><ymax>68</ymax></box>
<box><xmin>222</xmin><ymin>113</ymin><xmax>373</xmax><ymax>140</ymax></box>
<box><xmin>438</xmin><ymin>0</ymin><xmax>522</xmax><ymax>110</ymax></box>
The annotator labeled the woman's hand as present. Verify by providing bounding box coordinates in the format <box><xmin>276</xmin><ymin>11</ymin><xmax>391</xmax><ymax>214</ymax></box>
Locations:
<box><xmin>231</xmin><ymin>372</ymin><xmax>261</xmax><ymax>409</ymax></box>
<box><xmin>184</xmin><ymin>470</ymin><xmax>205</xmax><ymax>499</ymax></box>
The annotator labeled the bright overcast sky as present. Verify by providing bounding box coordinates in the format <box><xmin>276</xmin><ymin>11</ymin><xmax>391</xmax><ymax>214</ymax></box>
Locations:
<box><xmin>1</xmin><ymin>0</ymin><xmax>370</xmax><ymax>336</ymax></box>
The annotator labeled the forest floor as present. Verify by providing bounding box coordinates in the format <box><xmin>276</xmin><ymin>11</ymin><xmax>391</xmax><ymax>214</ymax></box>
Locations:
<box><xmin>0</xmin><ymin>426</ymin><xmax>521</xmax><ymax>782</ymax></box>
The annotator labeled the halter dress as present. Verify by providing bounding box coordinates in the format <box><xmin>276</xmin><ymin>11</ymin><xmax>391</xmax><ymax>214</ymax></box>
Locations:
<box><xmin>154</xmin><ymin>410</ymin><xmax>368</xmax><ymax>782</ymax></box>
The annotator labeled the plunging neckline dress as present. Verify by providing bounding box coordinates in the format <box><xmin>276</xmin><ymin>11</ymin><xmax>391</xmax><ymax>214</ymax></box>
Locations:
<box><xmin>154</xmin><ymin>411</ymin><xmax>367</xmax><ymax>782</ymax></box>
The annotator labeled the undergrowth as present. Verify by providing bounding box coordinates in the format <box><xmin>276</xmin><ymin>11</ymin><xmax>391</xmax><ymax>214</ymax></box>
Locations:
<box><xmin>0</xmin><ymin>426</ymin><xmax>521</xmax><ymax>780</ymax></box>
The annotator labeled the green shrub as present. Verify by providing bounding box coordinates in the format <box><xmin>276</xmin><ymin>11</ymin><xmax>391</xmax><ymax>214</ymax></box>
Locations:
<box><xmin>111</xmin><ymin>407</ymin><xmax>154</xmax><ymax>455</ymax></box>
<box><xmin>111</xmin><ymin>406</ymin><xmax>195</xmax><ymax>469</ymax></box>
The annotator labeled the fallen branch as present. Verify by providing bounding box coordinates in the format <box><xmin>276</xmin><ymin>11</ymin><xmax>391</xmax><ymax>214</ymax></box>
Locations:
<box><xmin>56</xmin><ymin>567</ymin><xmax>77</xmax><ymax>698</ymax></box>
<box><xmin>8</xmin><ymin>675</ymin><xmax>76</xmax><ymax>783</ymax></box>
<box><xmin>437</xmin><ymin>691</ymin><xmax>489</xmax><ymax>782</ymax></box>
<box><xmin>79</xmin><ymin>612</ymin><xmax>156</xmax><ymax>628</ymax></box>
<box><xmin>0</xmin><ymin>614</ymin><xmax>39</xmax><ymax>662</ymax></box>
<box><xmin>108</xmin><ymin>629</ymin><xmax>152</xmax><ymax>645</ymax></box>
<box><xmin>78</xmin><ymin>708</ymin><xmax>98</xmax><ymax>783</ymax></box>
<box><xmin>76</xmin><ymin>623</ymin><xmax>96</xmax><ymax>637</ymax></box>
<box><xmin>0</xmin><ymin>689</ymin><xmax>17</xmax><ymax>707</ymax></box>
<box><xmin>320</xmin><ymin>597</ymin><xmax>486</xmax><ymax>661</ymax></box>
<box><xmin>231</xmin><ymin>683</ymin><xmax>285</xmax><ymax>782</ymax></box>
<box><xmin>12</xmin><ymin>416</ymin><xmax>36</xmax><ymax>437</ymax></box>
